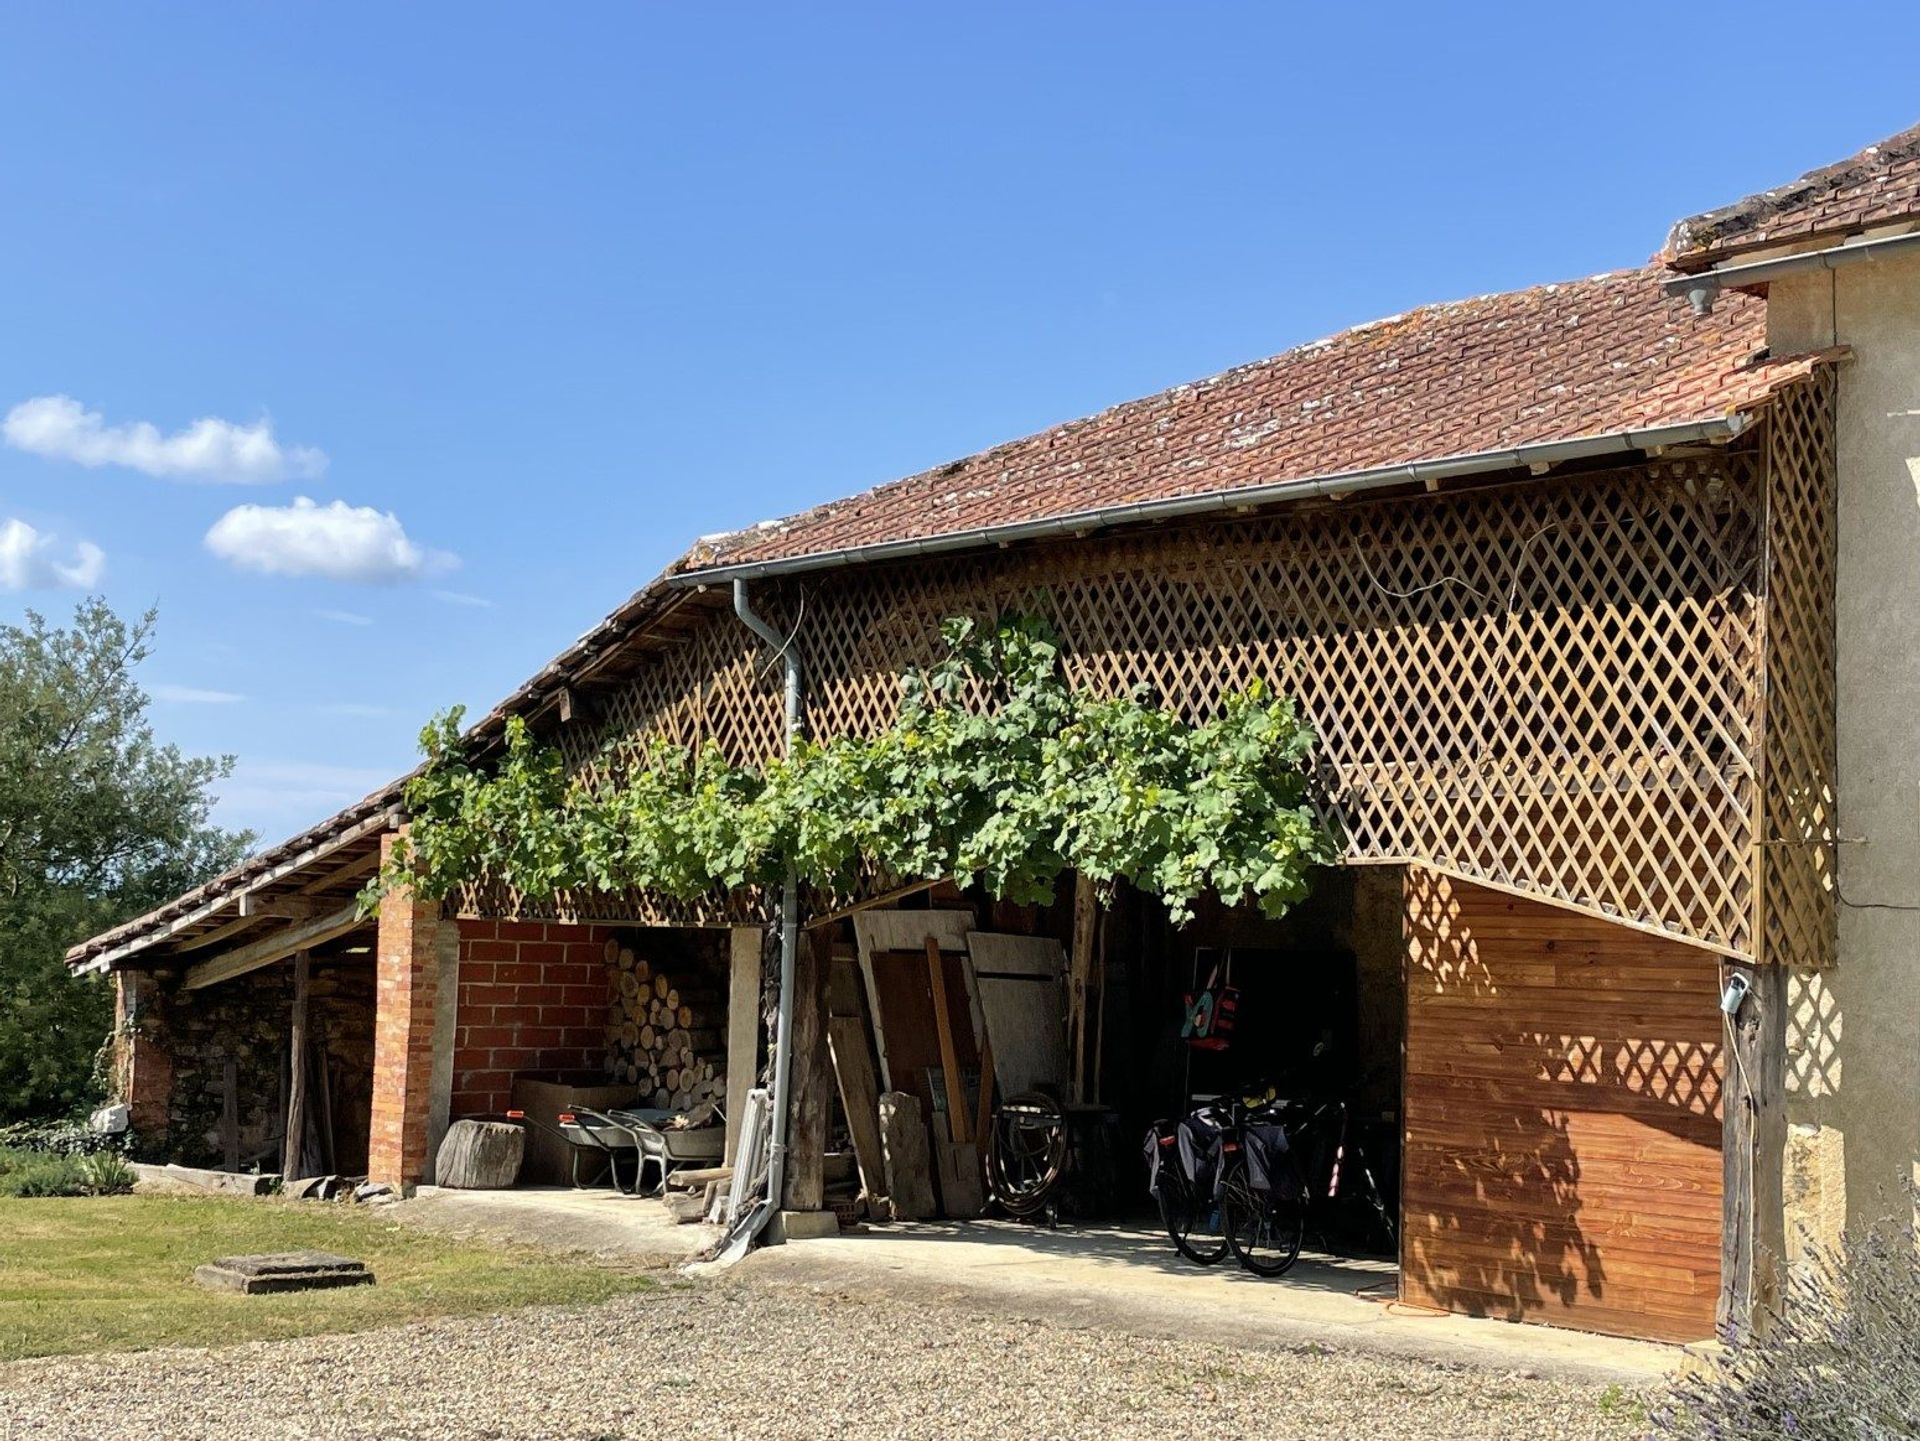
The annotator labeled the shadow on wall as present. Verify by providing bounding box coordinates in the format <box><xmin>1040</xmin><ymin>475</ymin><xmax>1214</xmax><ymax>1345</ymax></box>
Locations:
<box><xmin>1400</xmin><ymin>869</ymin><xmax>1724</xmax><ymax>1341</ymax></box>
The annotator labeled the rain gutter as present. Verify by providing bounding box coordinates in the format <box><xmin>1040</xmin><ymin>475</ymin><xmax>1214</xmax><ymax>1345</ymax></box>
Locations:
<box><xmin>1666</xmin><ymin>230</ymin><xmax>1920</xmax><ymax>316</ymax></box>
<box><xmin>725</xmin><ymin>578</ymin><xmax>803</xmax><ymax>1249</ymax></box>
<box><xmin>668</xmin><ymin>417</ymin><xmax>1750</xmax><ymax>587</ymax></box>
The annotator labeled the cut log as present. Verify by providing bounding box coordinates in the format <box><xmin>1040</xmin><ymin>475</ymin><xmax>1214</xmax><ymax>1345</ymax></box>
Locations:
<box><xmin>435</xmin><ymin>1119</ymin><xmax>526</xmax><ymax>1190</ymax></box>
<box><xmin>666</xmin><ymin>1164</ymin><xmax>733</xmax><ymax>1191</ymax></box>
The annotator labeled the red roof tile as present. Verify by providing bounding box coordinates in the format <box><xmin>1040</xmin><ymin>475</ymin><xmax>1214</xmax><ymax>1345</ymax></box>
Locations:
<box><xmin>1664</xmin><ymin>121</ymin><xmax>1920</xmax><ymax>272</ymax></box>
<box><xmin>686</xmin><ymin>269</ymin><xmax>1785</xmax><ymax>572</ymax></box>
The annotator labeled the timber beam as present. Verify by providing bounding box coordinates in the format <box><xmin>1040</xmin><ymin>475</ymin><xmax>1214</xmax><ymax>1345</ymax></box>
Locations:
<box><xmin>183</xmin><ymin>904</ymin><xmax>366</xmax><ymax>990</ymax></box>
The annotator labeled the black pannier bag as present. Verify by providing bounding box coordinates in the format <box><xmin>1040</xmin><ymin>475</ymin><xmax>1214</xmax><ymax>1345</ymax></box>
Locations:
<box><xmin>1177</xmin><ymin>1110</ymin><xmax>1225</xmax><ymax>1199</ymax></box>
<box><xmin>1243</xmin><ymin>1121</ymin><xmax>1301</xmax><ymax>1201</ymax></box>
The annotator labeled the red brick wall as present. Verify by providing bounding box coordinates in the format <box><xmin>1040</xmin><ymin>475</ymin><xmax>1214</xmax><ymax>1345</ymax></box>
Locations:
<box><xmin>452</xmin><ymin>919</ymin><xmax>613</xmax><ymax>1116</ymax></box>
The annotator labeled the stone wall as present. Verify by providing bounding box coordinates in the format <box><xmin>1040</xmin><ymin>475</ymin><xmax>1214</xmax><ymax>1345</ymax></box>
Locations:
<box><xmin>115</xmin><ymin>958</ymin><xmax>376</xmax><ymax>1172</ymax></box>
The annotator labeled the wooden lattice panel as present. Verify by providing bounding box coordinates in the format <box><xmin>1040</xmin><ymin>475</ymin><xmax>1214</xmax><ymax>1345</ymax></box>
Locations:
<box><xmin>1755</xmin><ymin>372</ymin><xmax>1839</xmax><ymax>969</ymax></box>
<box><xmin>764</xmin><ymin>454</ymin><xmax>1768</xmax><ymax>954</ymax></box>
<box><xmin>468</xmin><ymin>389</ymin><xmax>1838</xmax><ymax>963</ymax></box>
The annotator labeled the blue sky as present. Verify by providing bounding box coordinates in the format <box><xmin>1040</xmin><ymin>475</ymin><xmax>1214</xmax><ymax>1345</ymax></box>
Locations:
<box><xmin>1</xmin><ymin>5</ymin><xmax>1914</xmax><ymax>842</ymax></box>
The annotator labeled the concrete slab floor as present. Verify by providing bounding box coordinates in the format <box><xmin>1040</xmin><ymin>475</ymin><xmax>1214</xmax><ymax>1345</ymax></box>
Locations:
<box><xmin>742</xmin><ymin>1218</ymin><xmax>1680</xmax><ymax>1386</ymax></box>
<box><xmin>395</xmin><ymin>1185</ymin><xmax>718</xmax><ymax>1267</ymax></box>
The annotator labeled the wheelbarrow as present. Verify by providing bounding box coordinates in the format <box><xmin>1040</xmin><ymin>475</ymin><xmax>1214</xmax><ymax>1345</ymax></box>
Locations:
<box><xmin>554</xmin><ymin>1107</ymin><xmax>725</xmax><ymax>1196</ymax></box>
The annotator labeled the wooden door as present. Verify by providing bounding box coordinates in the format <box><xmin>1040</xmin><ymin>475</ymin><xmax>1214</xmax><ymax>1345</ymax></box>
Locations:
<box><xmin>1399</xmin><ymin>869</ymin><xmax>1724</xmax><ymax>1343</ymax></box>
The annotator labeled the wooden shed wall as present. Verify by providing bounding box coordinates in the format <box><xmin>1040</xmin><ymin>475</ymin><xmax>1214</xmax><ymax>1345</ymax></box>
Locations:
<box><xmin>1400</xmin><ymin>868</ymin><xmax>1724</xmax><ymax>1343</ymax></box>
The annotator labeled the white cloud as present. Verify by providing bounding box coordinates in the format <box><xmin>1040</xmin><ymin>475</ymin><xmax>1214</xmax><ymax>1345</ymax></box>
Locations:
<box><xmin>0</xmin><ymin>517</ymin><xmax>105</xmax><ymax>591</ymax></box>
<box><xmin>313</xmin><ymin>607</ymin><xmax>374</xmax><ymax>626</ymax></box>
<box><xmin>432</xmin><ymin>588</ymin><xmax>493</xmax><ymax>609</ymax></box>
<box><xmin>150</xmin><ymin>684</ymin><xmax>245</xmax><ymax>704</ymax></box>
<box><xmin>204</xmin><ymin>496</ymin><xmax>456</xmax><ymax>583</ymax></box>
<box><xmin>3</xmin><ymin>395</ymin><xmax>326</xmax><ymax>484</ymax></box>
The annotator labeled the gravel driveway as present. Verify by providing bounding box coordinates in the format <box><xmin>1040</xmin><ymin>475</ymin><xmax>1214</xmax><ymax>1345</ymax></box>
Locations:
<box><xmin>1</xmin><ymin>1276</ymin><xmax>1646</xmax><ymax>1440</ymax></box>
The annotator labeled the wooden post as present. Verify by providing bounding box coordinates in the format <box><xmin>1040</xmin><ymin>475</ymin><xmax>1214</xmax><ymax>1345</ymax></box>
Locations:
<box><xmin>724</xmin><ymin>927</ymin><xmax>763</xmax><ymax>1166</ymax></box>
<box><xmin>1718</xmin><ymin>959</ymin><xmax>1787</xmax><ymax>1337</ymax></box>
<box><xmin>220</xmin><ymin>1055</ymin><xmax>239</xmax><ymax>1173</ymax></box>
<box><xmin>924</xmin><ymin>937</ymin><xmax>971</xmax><ymax>1145</ymax></box>
<box><xmin>281</xmin><ymin>949</ymin><xmax>311</xmax><ymax>1182</ymax></box>
<box><xmin>1067</xmin><ymin>873</ymin><xmax>1097</xmax><ymax>1104</ymax></box>
<box><xmin>780</xmin><ymin>927</ymin><xmax>832</xmax><ymax>1212</ymax></box>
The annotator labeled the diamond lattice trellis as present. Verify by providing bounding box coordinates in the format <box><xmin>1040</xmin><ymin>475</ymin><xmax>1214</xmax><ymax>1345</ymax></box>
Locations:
<box><xmin>1754</xmin><ymin>371</ymin><xmax>1839</xmax><ymax>969</ymax></box>
<box><xmin>468</xmin><ymin>381</ymin><xmax>1837</xmax><ymax>965</ymax></box>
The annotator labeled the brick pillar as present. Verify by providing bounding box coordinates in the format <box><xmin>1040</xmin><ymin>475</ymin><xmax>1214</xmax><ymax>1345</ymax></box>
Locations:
<box><xmin>115</xmin><ymin>968</ymin><xmax>173</xmax><ymax>1153</ymax></box>
<box><xmin>368</xmin><ymin>832</ymin><xmax>457</xmax><ymax>1190</ymax></box>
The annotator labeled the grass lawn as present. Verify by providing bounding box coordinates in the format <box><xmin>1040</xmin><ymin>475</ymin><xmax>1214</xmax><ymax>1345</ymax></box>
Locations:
<box><xmin>0</xmin><ymin>1194</ymin><xmax>653</xmax><ymax>1362</ymax></box>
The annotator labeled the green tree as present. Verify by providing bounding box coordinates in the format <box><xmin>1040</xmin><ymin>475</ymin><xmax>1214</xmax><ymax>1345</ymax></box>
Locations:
<box><xmin>0</xmin><ymin>600</ymin><xmax>252</xmax><ymax>1121</ymax></box>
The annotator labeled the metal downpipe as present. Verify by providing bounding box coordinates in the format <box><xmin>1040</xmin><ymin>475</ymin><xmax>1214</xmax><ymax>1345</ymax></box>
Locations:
<box><xmin>731</xmin><ymin>578</ymin><xmax>802</xmax><ymax>1247</ymax></box>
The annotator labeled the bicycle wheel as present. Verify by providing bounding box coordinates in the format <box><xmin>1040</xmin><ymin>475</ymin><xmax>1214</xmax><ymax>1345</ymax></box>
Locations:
<box><xmin>1221</xmin><ymin>1159</ymin><xmax>1305</xmax><ymax>1277</ymax></box>
<box><xmin>1157</xmin><ymin>1168</ymin><xmax>1229</xmax><ymax>1267</ymax></box>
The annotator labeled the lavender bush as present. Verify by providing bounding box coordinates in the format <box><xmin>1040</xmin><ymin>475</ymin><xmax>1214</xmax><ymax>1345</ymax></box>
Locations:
<box><xmin>1652</xmin><ymin>1212</ymin><xmax>1920</xmax><ymax>1438</ymax></box>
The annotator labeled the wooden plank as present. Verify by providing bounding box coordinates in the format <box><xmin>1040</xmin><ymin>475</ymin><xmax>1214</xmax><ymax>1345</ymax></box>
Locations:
<box><xmin>827</xmin><ymin>1014</ymin><xmax>887</xmax><ymax>1208</ymax></box>
<box><xmin>281</xmin><ymin>950</ymin><xmax>311</xmax><ymax>1182</ymax></box>
<box><xmin>827</xmin><ymin>952</ymin><xmax>888</xmax><ymax>1209</ymax></box>
<box><xmin>723</xmin><ymin>927</ymin><xmax>762</xmax><ymax>1167</ymax></box>
<box><xmin>973</xmin><ymin>1036</ymin><xmax>995</xmax><ymax>1157</ymax></box>
<box><xmin>851</xmin><ymin>910</ymin><xmax>975</xmax><ymax>1092</ymax></box>
<box><xmin>183</xmin><ymin>904</ymin><xmax>363</xmax><ymax>990</ymax></box>
<box><xmin>925</xmin><ymin>937</ymin><xmax>971</xmax><ymax>1146</ymax></box>
<box><xmin>964</xmin><ymin>932</ymin><xmax>1068</xmax><ymax>1097</ymax></box>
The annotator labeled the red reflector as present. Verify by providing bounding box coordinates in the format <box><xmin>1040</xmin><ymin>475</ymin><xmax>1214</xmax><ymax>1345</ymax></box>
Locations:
<box><xmin>557</xmin><ymin>1112</ymin><xmax>576</xmax><ymax>1123</ymax></box>
<box><xmin>505</xmin><ymin>1110</ymin><xmax>525</xmax><ymax>1120</ymax></box>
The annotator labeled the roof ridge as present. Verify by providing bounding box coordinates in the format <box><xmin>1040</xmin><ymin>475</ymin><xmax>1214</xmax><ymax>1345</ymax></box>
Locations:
<box><xmin>1665</xmin><ymin>119</ymin><xmax>1920</xmax><ymax>268</ymax></box>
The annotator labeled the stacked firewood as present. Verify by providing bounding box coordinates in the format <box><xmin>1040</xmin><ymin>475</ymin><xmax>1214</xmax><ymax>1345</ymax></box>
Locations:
<box><xmin>602</xmin><ymin>939</ymin><xmax>727</xmax><ymax>1111</ymax></box>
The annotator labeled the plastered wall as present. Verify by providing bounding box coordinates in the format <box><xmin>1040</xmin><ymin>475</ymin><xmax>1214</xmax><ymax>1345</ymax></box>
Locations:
<box><xmin>1768</xmin><ymin>251</ymin><xmax>1920</xmax><ymax>1256</ymax></box>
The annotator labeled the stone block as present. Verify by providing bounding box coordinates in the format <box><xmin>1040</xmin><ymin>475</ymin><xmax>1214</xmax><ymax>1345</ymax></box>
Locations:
<box><xmin>193</xmin><ymin>1251</ymin><xmax>374</xmax><ymax>1294</ymax></box>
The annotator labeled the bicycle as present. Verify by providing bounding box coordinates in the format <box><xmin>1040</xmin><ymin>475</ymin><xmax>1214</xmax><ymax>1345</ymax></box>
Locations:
<box><xmin>1145</xmin><ymin>1108</ymin><xmax>1230</xmax><ymax>1266</ymax></box>
<box><xmin>1219</xmin><ymin>1097</ymin><xmax>1395</xmax><ymax>1277</ymax></box>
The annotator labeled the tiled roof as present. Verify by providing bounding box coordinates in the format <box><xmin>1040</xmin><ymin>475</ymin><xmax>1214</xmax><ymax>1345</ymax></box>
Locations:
<box><xmin>685</xmin><ymin>268</ymin><xmax>1787</xmax><ymax>573</ymax></box>
<box><xmin>1664</xmin><ymin>121</ymin><xmax>1920</xmax><ymax>272</ymax></box>
<box><xmin>74</xmin><ymin>264</ymin><xmax>1835</xmax><ymax>966</ymax></box>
